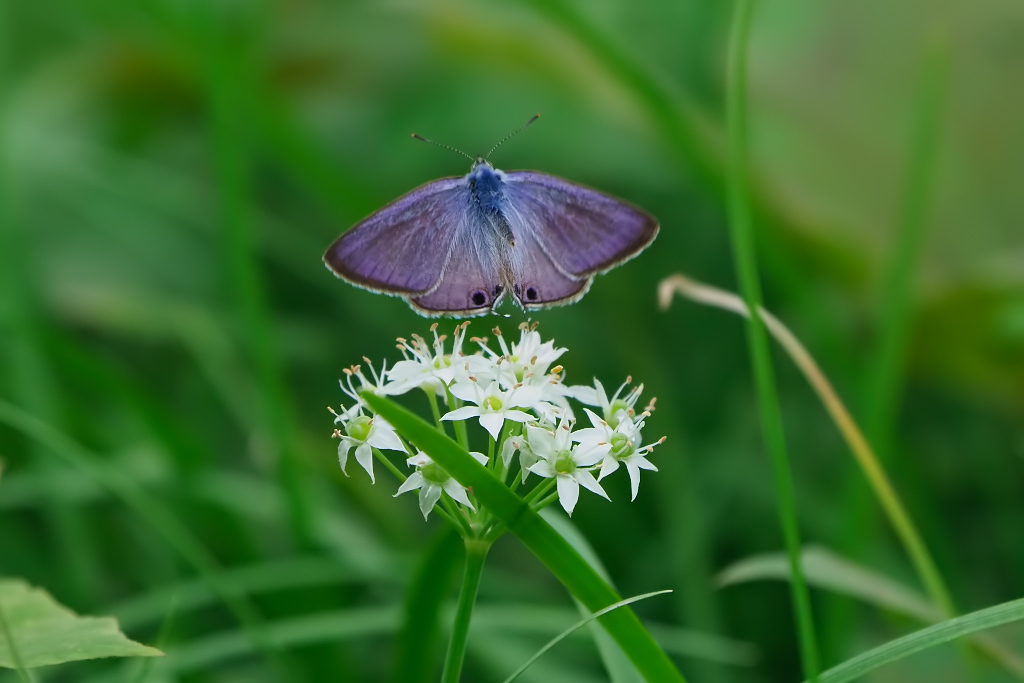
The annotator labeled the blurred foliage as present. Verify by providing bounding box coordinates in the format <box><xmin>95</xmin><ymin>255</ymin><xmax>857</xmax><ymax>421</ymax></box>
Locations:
<box><xmin>1</xmin><ymin>0</ymin><xmax>1022</xmax><ymax>681</ymax></box>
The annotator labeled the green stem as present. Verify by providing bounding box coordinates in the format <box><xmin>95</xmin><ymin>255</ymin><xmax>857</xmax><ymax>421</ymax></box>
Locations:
<box><xmin>522</xmin><ymin>477</ymin><xmax>557</xmax><ymax>506</ymax></box>
<box><xmin>372</xmin><ymin>446</ymin><xmax>408</xmax><ymax>484</ymax></box>
<box><xmin>425</xmin><ymin>388</ymin><xmax>446</xmax><ymax>432</ymax></box>
<box><xmin>726</xmin><ymin>1</ymin><xmax>820</xmax><ymax>680</ymax></box>
<box><xmin>441</xmin><ymin>539</ymin><xmax>491</xmax><ymax>683</ymax></box>
<box><xmin>532</xmin><ymin>491</ymin><xmax>561</xmax><ymax>511</ymax></box>
<box><xmin>444</xmin><ymin>386</ymin><xmax>471</xmax><ymax>452</ymax></box>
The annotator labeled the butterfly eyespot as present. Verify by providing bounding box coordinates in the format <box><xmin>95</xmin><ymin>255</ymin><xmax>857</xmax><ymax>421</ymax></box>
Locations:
<box><xmin>525</xmin><ymin>286</ymin><xmax>539</xmax><ymax>301</ymax></box>
<box><xmin>471</xmin><ymin>291</ymin><xmax>488</xmax><ymax>306</ymax></box>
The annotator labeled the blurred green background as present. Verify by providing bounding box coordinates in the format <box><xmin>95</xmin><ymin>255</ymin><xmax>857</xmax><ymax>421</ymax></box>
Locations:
<box><xmin>1</xmin><ymin>0</ymin><xmax>1023</xmax><ymax>681</ymax></box>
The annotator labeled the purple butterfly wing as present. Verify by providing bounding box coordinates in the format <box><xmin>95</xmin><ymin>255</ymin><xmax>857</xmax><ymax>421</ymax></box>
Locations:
<box><xmin>323</xmin><ymin>177</ymin><xmax>469</xmax><ymax>295</ymax></box>
<box><xmin>505</xmin><ymin>222</ymin><xmax>591</xmax><ymax>309</ymax></box>
<box><xmin>409</xmin><ymin>214</ymin><xmax>508</xmax><ymax>317</ymax></box>
<box><xmin>502</xmin><ymin>171</ymin><xmax>659</xmax><ymax>278</ymax></box>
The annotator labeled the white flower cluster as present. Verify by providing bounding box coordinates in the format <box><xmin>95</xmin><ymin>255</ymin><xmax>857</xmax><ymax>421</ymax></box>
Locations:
<box><xmin>330</xmin><ymin>323</ymin><xmax>663</xmax><ymax>519</ymax></box>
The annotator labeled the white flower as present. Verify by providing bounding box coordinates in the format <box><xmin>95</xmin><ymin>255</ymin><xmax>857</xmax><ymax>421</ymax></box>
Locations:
<box><xmin>385</xmin><ymin>322</ymin><xmax>488</xmax><ymax>395</ymax></box>
<box><xmin>395</xmin><ymin>450</ymin><xmax>487</xmax><ymax>519</ymax></box>
<box><xmin>525</xmin><ymin>420</ymin><xmax>609</xmax><ymax>516</ymax></box>
<box><xmin>331</xmin><ymin>405</ymin><xmax>406</xmax><ymax>483</ymax></box>
<box><xmin>340</xmin><ymin>360</ymin><xmax>390</xmax><ymax>407</ymax></box>
<box><xmin>575</xmin><ymin>408</ymin><xmax>659</xmax><ymax>501</ymax></box>
<box><xmin>572</xmin><ymin>377</ymin><xmax>645</xmax><ymax>429</ymax></box>
<box><xmin>479</xmin><ymin>324</ymin><xmax>566</xmax><ymax>386</ymax></box>
<box><xmin>442</xmin><ymin>379</ymin><xmax>543</xmax><ymax>440</ymax></box>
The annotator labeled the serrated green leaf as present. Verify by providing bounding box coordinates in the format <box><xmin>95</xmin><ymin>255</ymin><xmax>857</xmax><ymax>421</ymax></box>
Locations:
<box><xmin>0</xmin><ymin>579</ymin><xmax>162</xmax><ymax>669</ymax></box>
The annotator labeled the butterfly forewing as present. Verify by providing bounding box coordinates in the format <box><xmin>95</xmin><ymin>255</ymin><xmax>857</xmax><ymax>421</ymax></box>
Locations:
<box><xmin>502</xmin><ymin>172</ymin><xmax>659</xmax><ymax>278</ymax></box>
<box><xmin>323</xmin><ymin>177</ymin><xmax>469</xmax><ymax>295</ymax></box>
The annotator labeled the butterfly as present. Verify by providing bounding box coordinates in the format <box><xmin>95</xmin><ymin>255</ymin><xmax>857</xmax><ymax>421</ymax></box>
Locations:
<box><xmin>323</xmin><ymin>116</ymin><xmax>659</xmax><ymax>317</ymax></box>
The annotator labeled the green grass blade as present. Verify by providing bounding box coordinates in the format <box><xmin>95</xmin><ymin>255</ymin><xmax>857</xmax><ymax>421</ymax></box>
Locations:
<box><xmin>361</xmin><ymin>392</ymin><xmax>687</xmax><ymax>683</ymax></box>
<box><xmin>814</xmin><ymin>597</ymin><xmax>1024</xmax><ymax>683</ymax></box>
<box><xmin>725</xmin><ymin>1</ymin><xmax>820</xmax><ymax>678</ymax></box>
<box><xmin>392</xmin><ymin>530</ymin><xmax>462</xmax><ymax>683</ymax></box>
<box><xmin>717</xmin><ymin>547</ymin><xmax>942</xmax><ymax>623</ymax></box>
<box><xmin>501</xmin><ymin>591</ymin><xmax>672</xmax><ymax>683</ymax></box>
<box><xmin>190</xmin><ymin>0</ymin><xmax>313</xmax><ymax>547</ymax></box>
<box><xmin>863</xmin><ymin>33</ymin><xmax>951</xmax><ymax>458</ymax></box>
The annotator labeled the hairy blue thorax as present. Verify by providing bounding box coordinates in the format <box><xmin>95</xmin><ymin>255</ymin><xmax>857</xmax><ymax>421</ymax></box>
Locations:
<box><xmin>468</xmin><ymin>158</ymin><xmax>505</xmax><ymax>214</ymax></box>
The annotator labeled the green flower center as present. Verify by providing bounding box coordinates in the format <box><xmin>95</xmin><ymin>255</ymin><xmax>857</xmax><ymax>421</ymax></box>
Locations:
<box><xmin>554</xmin><ymin>450</ymin><xmax>576</xmax><ymax>475</ymax></box>
<box><xmin>433</xmin><ymin>355</ymin><xmax>451</xmax><ymax>370</ymax></box>
<box><xmin>420</xmin><ymin>462</ymin><xmax>448</xmax><ymax>484</ymax></box>
<box><xmin>610</xmin><ymin>432</ymin><xmax>635</xmax><ymax>459</ymax></box>
<box><xmin>606</xmin><ymin>400</ymin><xmax>631</xmax><ymax>428</ymax></box>
<box><xmin>345</xmin><ymin>416</ymin><xmax>372</xmax><ymax>442</ymax></box>
<box><xmin>483</xmin><ymin>395</ymin><xmax>503</xmax><ymax>412</ymax></box>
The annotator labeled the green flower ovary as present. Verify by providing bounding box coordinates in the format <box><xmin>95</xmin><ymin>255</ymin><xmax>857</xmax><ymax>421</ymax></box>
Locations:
<box><xmin>420</xmin><ymin>462</ymin><xmax>449</xmax><ymax>484</ymax></box>
<box><xmin>433</xmin><ymin>355</ymin><xmax>452</xmax><ymax>370</ymax></box>
<box><xmin>346</xmin><ymin>416</ymin><xmax>373</xmax><ymax>441</ymax></box>
<box><xmin>609</xmin><ymin>432</ymin><xmax>635</xmax><ymax>459</ymax></box>
<box><xmin>483</xmin><ymin>395</ymin><xmax>503</xmax><ymax>411</ymax></box>
<box><xmin>554</xmin><ymin>450</ymin><xmax>577</xmax><ymax>475</ymax></box>
<box><xmin>605</xmin><ymin>400</ymin><xmax>631</xmax><ymax>428</ymax></box>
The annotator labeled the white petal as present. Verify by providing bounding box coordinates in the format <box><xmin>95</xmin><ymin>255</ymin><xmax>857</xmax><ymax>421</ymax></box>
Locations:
<box><xmin>528</xmin><ymin>460</ymin><xmax>556</xmax><ymax>478</ymax></box>
<box><xmin>478</xmin><ymin>413</ymin><xmax>504</xmax><ymax>441</ymax></box>
<box><xmin>355</xmin><ymin>442</ymin><xmax>375</xmax><ymax>484</ymax></box>
<box><xmin>441</xmin><ymin>406</ymin><xmax>480</xmax><ymax>421</ymax></box>
<box><xmin>442</xmin><ymin>479</ymin><xmax>475</xmax><ymax>510</ymax></box>
<box><xmin>525</xmin><ymin>424</ymin><xmax>555</xmax><ymax>458</ymax></box>
<box><xmin>468</xmin><ymin>451</ymin><xmax>489</xmax><ymax>465</ymax></box>
<box><xmin>556</xmin><ymin>475</ymin><xmax>580</xmax><ymax>516</ymax></box>
<box><xmin>509</xmin><ymin>385</ymin><xmax>544</xmax><ymax>409</ymax></box>
<box><xmin>570</xmin><ymin>385</ymin><xmax>599</xmax><ymax>406</ymax></box>
<box><xmin>503</xmin><ymin>409</ymin><xmax>536</xmax><ymax>425</ymax></box>
<box><xmin>448</xmin><ymin>381</ymin><xmax>480</xmax><ymax>403</ymax></box>
<box><xmin>630</xmin><ymin>454</ymin><xmax>658</xmax><ymax>472</ymax></box>
<box><xmin>582</xmin><ymin>408</ymin><xmax>607</xmax><ymax>430</ymax></box>
<box><xmin>395</xmin><ymin>472</ymin><xmax>425</xmax><ymax>496</ymax></box>
<box><xmin>406</xmin><ymin>452</ymin><xmax>432</xmax><ymax>468</ymax></box>
<box><xmin>625</xmin><ymin>461</ymin><xmax>642</xmax><ymax>501</ymax></box>
<box><xmin>574</xmin><ymin>443</ymin><xmax>609</xmax><ymax>467</ymax></box>
<box><xmin>499</xmin><ymin>438</ymin><xmax>518</xmax><ymax>467</ymax></box>
<box><xmin>575</xmin><ymin>470</ymin><xmax>610</xmax><ymax>500</ymax></box>
<box><xmin>337</xmin><ymin>440</ymin><xmax>353</xmax><ymax>474</ymax></box>
<box><xmin>597</xmin><ymin>456</ymin><xmax>621</xmax><ymax>481</ymax></box>
<box><xmin>572</xmin><ymin>427</ymin><xmax>606</xmax><ymax>448</ymax></box>
<box><xmin>369</xmin><ymin>422</ymin><xmax>406</xmax><ymax>452</ymax></box>
<box><xmin>418</xmin><ymin>484</ymin><xmax>442</xmax><ymax>520</ymax></box>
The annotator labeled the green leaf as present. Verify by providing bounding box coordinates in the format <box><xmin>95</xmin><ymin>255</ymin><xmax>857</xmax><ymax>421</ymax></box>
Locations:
<box><xmin>716</xmin><ymin>546</ymin><xmax>943</xmax><ymax>623</ymax></box>
<box><xmin>361</xmin><ymin>392</ymin><xmax>687</xmax><ymax>683</ymax></box>
<box><xmin>813</xmin><ymin>596</ymin><xmax>1024</xmax><ymax>683</ymax></box>
<box><xmin>0</xmin><ymin>578</ymin><xmax>162</xmax><ymax>668</ymax></box>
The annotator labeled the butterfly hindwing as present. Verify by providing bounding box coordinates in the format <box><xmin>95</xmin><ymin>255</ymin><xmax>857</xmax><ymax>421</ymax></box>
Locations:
<box><xmin>502</xmin><ymin>171</ymin><xmax>659</xmax><ymax>278</ymax></box>
<box><xmin>408</xmin><ymin>214</ymin><xmax>507</xmax><ymax>317</ymax></box>
<box><xmin>504</xmin><ymin>214</ymin><xmax>591</xmax><ymax>309</ymax></box>
<box><xmin>323</xmin><ymin>177</ymin><xmax>469</xmax><ymax>295</ymax></box>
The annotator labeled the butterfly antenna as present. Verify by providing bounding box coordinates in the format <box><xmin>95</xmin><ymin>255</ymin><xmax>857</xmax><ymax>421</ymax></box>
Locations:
<box><xmin>410</xmin><ymin>133</ymin><xmax>474</xmax><ymax>161</ymax></box>
<box><xmin>486</xmin><ymin>114</ymin><xmax>540</xmax><ymax>159</ymax></box>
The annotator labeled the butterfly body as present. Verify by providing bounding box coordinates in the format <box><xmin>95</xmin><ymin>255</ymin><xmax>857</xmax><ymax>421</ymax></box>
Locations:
<box><xmin>324</xmin><ymin>157</ymin><xmax>658</xmax><ymax>317</ymax></box>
